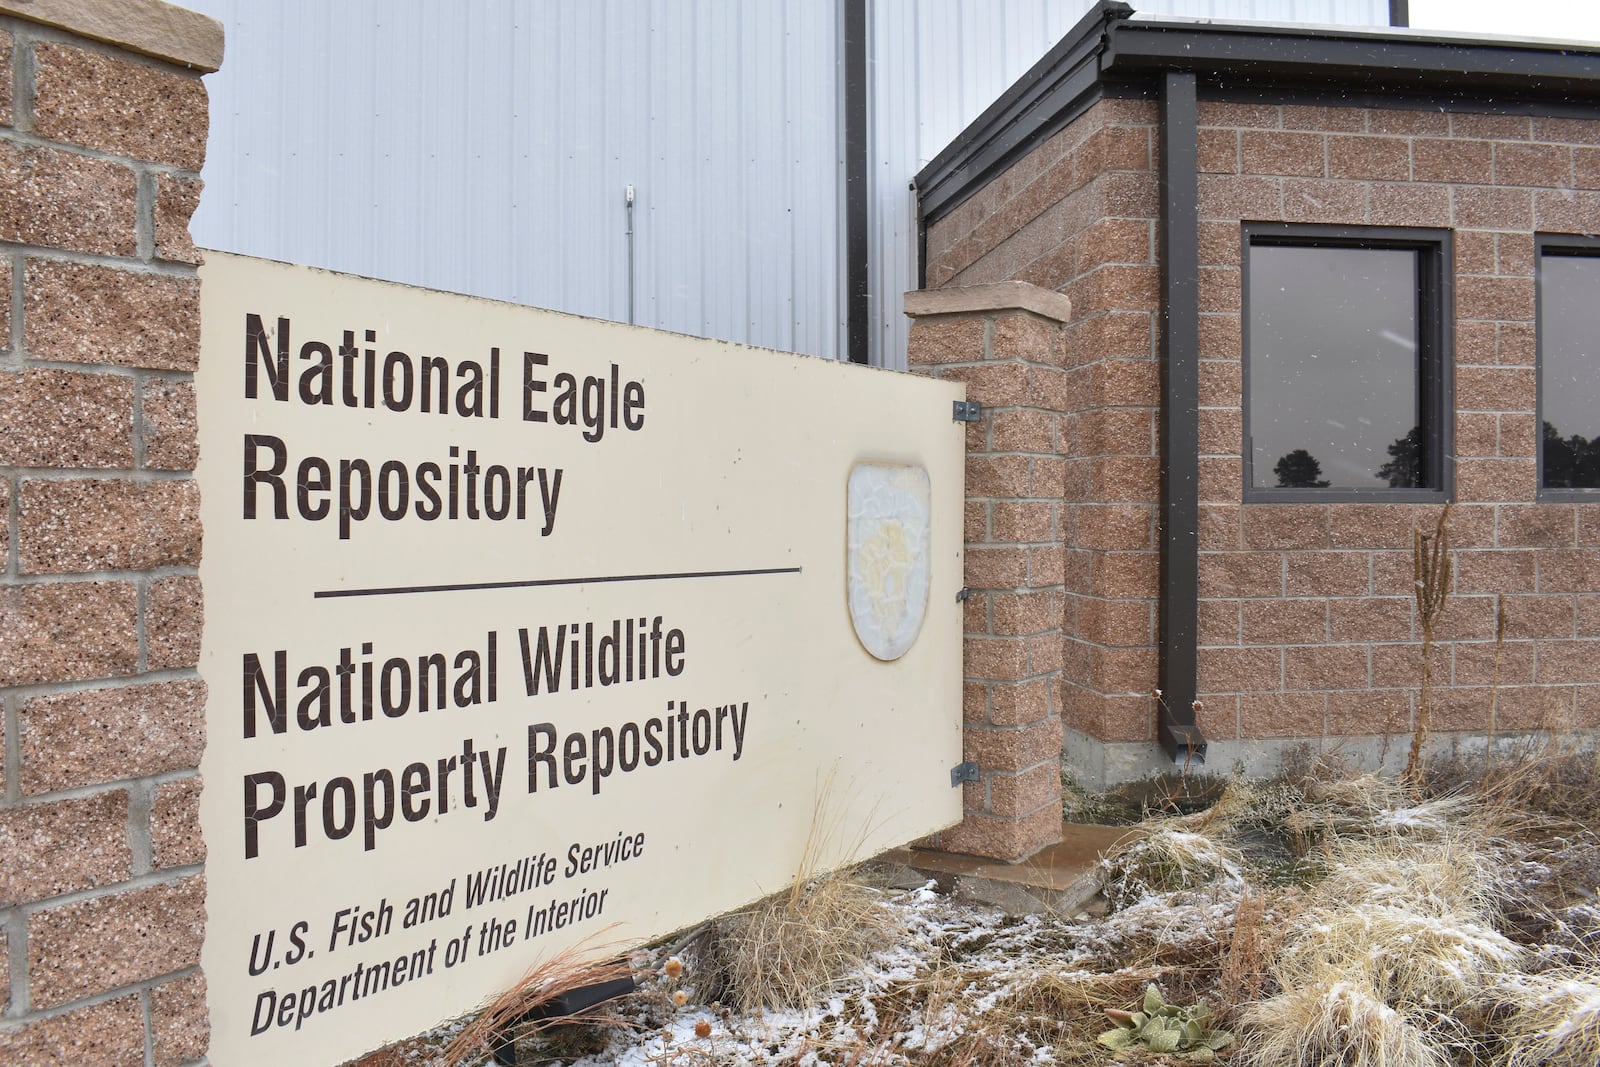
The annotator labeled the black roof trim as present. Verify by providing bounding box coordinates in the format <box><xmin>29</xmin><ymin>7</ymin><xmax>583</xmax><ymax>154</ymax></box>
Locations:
<box><xmin>915</xmin><ymin>5</ymin><xmax>1600</xmax><ymax>228</ymax></box>
<box><xmin>1103</xmin><ymin>19</ymin><xmax>1600</xmax><ymax>95</ymax></box>
<box><xmin>1201</xmin><ymin>81</ymin><xmax>1600</xmax><ymax>121</ymax></box>
<box><xmin>915</xmin><ymin>1</ymin><xmax>1133</xmax><ymax>228</ymax></box>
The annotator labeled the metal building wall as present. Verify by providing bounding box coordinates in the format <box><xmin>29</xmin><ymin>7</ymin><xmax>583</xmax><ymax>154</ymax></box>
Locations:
<box><xmin>185</xmin><ymin>0</ymin><xmax>1388</xmax><ymax>367</ymax></box>
<box><xmin>185</xmin><ymin>0</ymin><xmax>844</xmax><ymax>359</ymax></box>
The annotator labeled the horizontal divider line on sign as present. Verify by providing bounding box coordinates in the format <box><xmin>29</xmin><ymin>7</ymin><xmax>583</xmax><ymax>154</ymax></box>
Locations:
<box><xmin>311</xmin><ymin>566</ymin><xmax>804</xmax><ymax>599</ymax></box>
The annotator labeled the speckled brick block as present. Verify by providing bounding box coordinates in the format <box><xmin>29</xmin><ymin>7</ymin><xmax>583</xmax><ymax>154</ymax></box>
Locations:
<box><xmin>0</xmin><ymin>368</ymin><xmax>135</xmax><ymax>469</ymax></box>
<box><xmin>31</xmin><ymin>42</ymin><xmax>208</xmax><ymax>171</ymax></box>
<box><xmin>27</xmin><ymin>875</ymin><xmax>205</xmax><ymax>1009</ymax></box>
<box><xmin>150</xmin><ymin>970</ymin><xmax>208</xmax><ymax>1067</ymax></box>
<box><xmin>147</xmin><ymin>574</ymin><xmax>203</xmax><ymax>670</ymax></box>
<box><xmin>154</xmin><ymin>172</ymin><xmax>203</xmax><ymax>264</ymax></box>
<box><xmin>18</xmin><ymin>478</ymin><xmax>200</xmax><ymax>573</ymax></box>
<box><xmin>151</xmin><ymin>776</ymin><xmax>204</xmax><ymax>869</ymax></box>
<box><xmin>0</xmin><ymin>993</ymin><xmax>145</xmax><ymax>1067</ymax></box>
<box><xmin>0</xmin><ymin>581</ymin><xmax>138</xmax><ymax>686</ymax></box>
<box><xmin>0</xmin><ymin>791</ymin><xmax>131</xmax><ymax>907</ymax></box>
<box><xmin>140</xmin><ymin>379</ymin><xmax>199</xmax><ymax>470</ymax></box>
<box><xmin>964</xmin><ymin>717</ymin><xmax>1064</xmax><ymax>774</ymax></box>
<box><xmin>927</xmin><ymin>805</ymin><xmax>1062</xmax><ymax>860</ymax></box>
<box><xmin>24</xmin><ymin>260</ymin><xmax>200</xmax><ymax>370</ymax></box>
<box><xmin>0</xmin><ymin>27</ymin><xmax>12</xmax><ymax>127</ymax></box>
<box><xmin>18</xmin><ymin>679</ymin><xmax>205</xmax><ymax>794</ymax></box>
<box><xmin>907</xmin><ymin>316</ymin><xmax>985</xmax><ymax>366</ymax></box>
<box><xmin>0</xmin><ymin>141</ymin><xmax>137</xmax><ymax>256</ymax></box>
<box><xmin>0</xmin><ymin>257</ymin><xmax>10</xmax><ymax>347</ymax></box>
<box><xmin>988</xmin><ymin>762</ymin><xmax>1060</xmax><ymax>817</ymax></box>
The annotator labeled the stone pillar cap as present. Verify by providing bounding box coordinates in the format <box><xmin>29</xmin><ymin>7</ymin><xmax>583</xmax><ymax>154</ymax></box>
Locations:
<box><xmin>904</xmin><ymin>281</ymin><xmax>1072</xmax><ymax>324</ymax></box>
<box><xmin>0</xmin><ymin>0</ymin><xmax>224</xmax><ymax>72</ymax></box>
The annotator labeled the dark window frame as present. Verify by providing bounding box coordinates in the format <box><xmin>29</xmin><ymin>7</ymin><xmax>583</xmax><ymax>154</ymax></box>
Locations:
<box><xmin>1536</xmin><ymin>233</ymin><xmax>1600</xmax><ymax>501</ymax></box>
<box><xmin>1241</xmin><ymin>222</ymin><xmax>1454</xmax><ymax>504</ymax></box>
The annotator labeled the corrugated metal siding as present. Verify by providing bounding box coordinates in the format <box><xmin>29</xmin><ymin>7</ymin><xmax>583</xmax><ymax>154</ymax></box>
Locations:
<box><xmin>185</xmin><ymin>0</ymin><xmax>843</xmax><ymax>358</ymax></box>
<box><xmin>869</xmin><ymin>0</ymin><xmax>1093</xmax><ymax>368</ymax></box>
<box><xmin>185</xmin><ymin>0</ymin><xmax>1387</xmax><ymax>368</ymax></box>
<box><xmin>1148</xmin><ymin>0</ymin><xmax>1387</xmax><ymax>21</ymax></box>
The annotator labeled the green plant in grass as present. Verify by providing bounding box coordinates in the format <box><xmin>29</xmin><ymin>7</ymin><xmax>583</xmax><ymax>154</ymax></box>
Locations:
<box><xmin>1097</xmin><ymin>985</ymin><xmax>1234</xmax><ymax>1060</ymax></box>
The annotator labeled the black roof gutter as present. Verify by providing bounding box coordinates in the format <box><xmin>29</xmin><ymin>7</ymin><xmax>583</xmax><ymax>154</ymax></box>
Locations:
<box><xmin>1101</xmin><ymin>18</ymin><xmax>1600</xmax><ymax>99</ymax></box>
<box><xmin>918</xmin><ymin>8</ymin><xmax>1600</xmax><ymax>228</ymax></box>
<box><xmin>916</xmin><ymin>1</ymin><xmax>1133</xmax><ymax>230</ymax></box>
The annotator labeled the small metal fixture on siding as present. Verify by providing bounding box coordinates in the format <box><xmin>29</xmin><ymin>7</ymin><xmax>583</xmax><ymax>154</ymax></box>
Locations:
<box><xmin>952</xmin><ymin>400</ymin><xmax>981</xmax><ymax>422</ymax></box>
<box><xmin>950</xmin><ymin>761</ymin><xmax>980</xmax><ymax>787</ymax></box>
<box><xmin>625</xmin><ymin>184</ymin><xmax>636</xmax><ymax>325</ymax></box>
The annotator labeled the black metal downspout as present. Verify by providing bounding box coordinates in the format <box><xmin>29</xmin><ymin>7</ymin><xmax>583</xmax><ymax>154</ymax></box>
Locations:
<box><xmin>1156</xmin><ymin>71</ymin><xmax>1206</xmax><ymax>765</ymax></box>
<box><xmin>1389</xmin><ymin>0</ymin><xmax>1410</xmax><ymax>28</ymax></box>
<box><xmin>843</xmin><ymin>0</ymin><xmax>870</xmax><ymax>364</ymax></box>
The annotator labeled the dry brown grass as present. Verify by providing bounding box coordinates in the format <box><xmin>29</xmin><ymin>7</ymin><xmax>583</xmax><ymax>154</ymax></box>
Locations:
<box><xmin>1433</xmin><ymin>736</ymin><xmax>1600</xmax><ymax>826</ymax></box>
<box><xmin>912</xmin><ymin>970</ymin><xmax>1159</xmax><ymax>1067</ymax></box>
<box><xmin>435</xmin><ymin>755</ymin><xmax>1600</xmax><ymax>1066</ymax></box>
<box><xmin>1241</xmin><ymin>979</ymin><xmax>1452</xmax><ymax>1067</ymax></box>
<box><xmin>1313</xmin><ymin>829</ymin><xmax>1502</xmax><ymax>919</ymax></box>
<box><xmin>1495</xmin><ymin>969</ymin><xmax>1600</xmax><ymax>1067</ymax></box>
<box><xmin>1276</xmin><ymin>903</ymin><xmax>1522</xmax><ymax>1012</ymax></box>
<box><xmin>701</xmin><ymin>870</ymin><xmax>902</xmax><ymax>1012</ymax></box>
<box><xmin>1100</xmin><ymin>827</ymin><xmax>1247</xmax><ymax>910</ymax></box>
<box><xmin>438</xmin><ymin>938</ymin><xmax>634</xmax><ymax>1066</ymax></box>
<box><xmin>1267</xmin><ymin>808</ymin><xmax>1526</xmax><ymax>1022</ymax></box>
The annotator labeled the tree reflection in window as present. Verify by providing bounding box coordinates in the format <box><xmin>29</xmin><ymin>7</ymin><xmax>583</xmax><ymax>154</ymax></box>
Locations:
<box><xmin>1274</xmin><ymin>449</ymin><xmax>1330</xmax><ymax>488</ymax></box>
<box><xmin>1376</xmin><ymin>426</ymin><xmax>1423</xmax><ymax>489</ymax></box>
<box><xmin>1543</xmin><ymin>421</ymin><xmax>1600</xmax><ymax>490</ymax></box>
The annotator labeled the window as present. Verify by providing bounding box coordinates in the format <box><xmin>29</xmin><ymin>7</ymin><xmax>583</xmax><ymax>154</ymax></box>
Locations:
<box><xmin>1538</xmin><ymin>237</ymin><xmax>1600</xmax><ymax>494</ymax></box>
<box><xmin>1243</xmin><ymin>225</ymin><xmax>1451</xmax><ymax>501</ymax></box>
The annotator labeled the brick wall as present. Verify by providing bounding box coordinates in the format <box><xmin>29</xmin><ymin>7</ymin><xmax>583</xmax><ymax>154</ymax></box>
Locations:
<box><xmin>922</xmin><ymin>96</ymin><xmax>1600</xmax><ymax>784</ymax></box>
<box><xmin>0</xmin><ymin>5</ymin><xmax>219</xmax><ymax>1064</ymax></box>
<box><xmin>1190</xmin><ymin>102</ymin><xmax>1600</xmax><ymax>764</ymax></box>
<box><xmin>926</xmin><ymin>99</ymin><xmax>1170</xmax><ymax>785</ymax></box>
<box><xmin>905</xmin><ymin>284</ymin><xmax>1073</xmax><ymax>861</ymax></box>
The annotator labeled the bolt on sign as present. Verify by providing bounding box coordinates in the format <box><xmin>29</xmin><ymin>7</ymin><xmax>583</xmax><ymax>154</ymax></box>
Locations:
<box><xmin>196</xmin><ymin>252</ymin><xmax>966</xmax><ymax>1067</ymax></box>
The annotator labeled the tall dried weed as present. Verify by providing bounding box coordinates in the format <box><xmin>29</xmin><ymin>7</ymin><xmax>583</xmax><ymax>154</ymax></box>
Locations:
<box><xmin>1404</xmin><ymin>503</ymin><xmax>1453</xmax><ymax>790</ymax></box>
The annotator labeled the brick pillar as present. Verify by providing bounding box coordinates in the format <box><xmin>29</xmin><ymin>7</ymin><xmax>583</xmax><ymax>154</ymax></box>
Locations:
<box><xmin>0</xmin><ymin>3</ymin><xmax>222</xmax><ymax>1064</ymax></box>
<box><xmin>905</xmin><ymin>281</ymin><xmax>1072</xmax><ymax>862</ymax></box>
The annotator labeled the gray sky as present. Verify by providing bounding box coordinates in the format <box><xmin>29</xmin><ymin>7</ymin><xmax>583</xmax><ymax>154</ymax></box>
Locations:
<box><xmin>1408</xmin><ymin>0</ymin><xmax>1600</xmax><ymax>42</ymax></box>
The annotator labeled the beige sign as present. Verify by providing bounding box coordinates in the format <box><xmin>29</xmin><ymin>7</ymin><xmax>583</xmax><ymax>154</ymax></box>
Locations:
<box><xmin>195</xmin><ymin>253</ymin><xmax>966</xmax><ymax>1067</ymax></box>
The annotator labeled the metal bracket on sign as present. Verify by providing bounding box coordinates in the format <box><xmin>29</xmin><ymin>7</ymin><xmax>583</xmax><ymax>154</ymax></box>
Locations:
<box><xmin>955</xmin><ymin>587</ymin><xmax>971</xmax><ymax>603</ymax></box>
<box><xmin>952</xmin><ymin>400</ymin><xmax>981</xmax><ymax>423</ymax></box>
<box><xmin>950</xmin><ymin>761</ymin><xmax>980</xmax><ymax>787</ymax></box>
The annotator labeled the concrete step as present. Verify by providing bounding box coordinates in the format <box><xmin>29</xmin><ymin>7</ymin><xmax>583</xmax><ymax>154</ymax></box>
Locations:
<box><xmin>873</xmin><ymin>822</ymin><xmax>1136</xmax><ymax>916</ymax></box>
